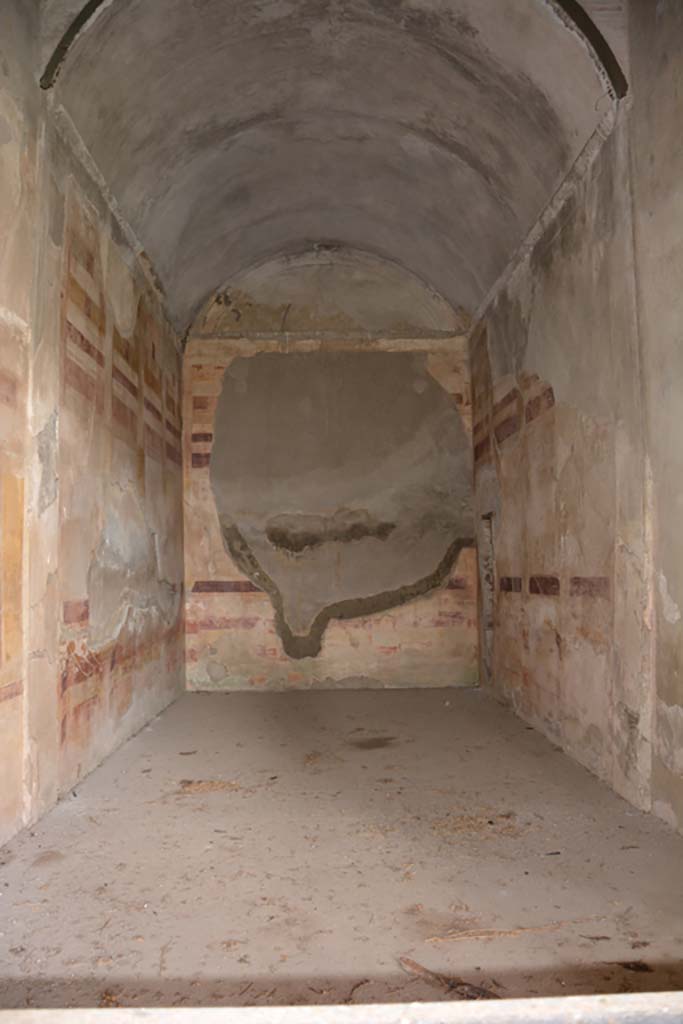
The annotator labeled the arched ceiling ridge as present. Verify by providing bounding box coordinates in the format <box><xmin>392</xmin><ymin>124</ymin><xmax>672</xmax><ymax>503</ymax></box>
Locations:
<box><xmin>193</xmin><ymin>244</ymin><xmax>469</xmax><ymax>337</ymax></box>
<box><xmin>37</xmin><ymin>0</ymin><xmax>625</xmax><ymax>330</ymax></box>
<box><xmin>39</xmin><ymin>0</ymin><xmax>627</xmax><ymax>97</ymax></box>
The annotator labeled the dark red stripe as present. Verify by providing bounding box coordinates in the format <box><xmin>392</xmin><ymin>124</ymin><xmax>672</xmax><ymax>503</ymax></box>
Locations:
<box><xmin>492</xmin><ymin>388</ymin><xmax>520</xmax><ymax>418</ymax></box>
<box><xmin>526</xmin><ymin>386</ymin><xmax>555</xmax><ymax>424</ymax></box>
<box><xmin>0</xmin><ymin>369</ymin><xmax>18</xmax><ymax>408</ymax></box>
<box><xmin>64</xmin><ymin>355</ymin><xmax>102</xmax><ymax>406</ymax></box>
<box><xmin>144</xmin><ymin>396</ymin><xmax>163</xmax><ymax>422</ymax></box>
<box><xmin>570</xmin><ymin>576</ymin><xmax>609</xmax><ymax>598</ymax></box>
<box><xmin>63</xmin><ymin>599</ymin><xmax>89</xmax><ymax>625</ymax></box>
<box><xmin>66</xmin><ymin>321</ymin><xmax>105</xmax><ymax>368</ymax></box>
<box><xmin>166</xmin><ymin>442</ymin><xmax>182</xmax><ymax>466</ymax></box>
<box><xmin>529</xmin><ymin>575</ymin><xmax>560</xmax><ymax>596</ymax></box>
<box><xmin>112</xmin><ymin>363</ymin><xmax>138</xmax><ymax>398</ymax></box>
<box><xmin>0</xmin><ymin>680</ymin><xmax>22</xmax><ymax>704</ymax></box>
<box><xmin>186</xmin><ymin>615</ymin><xmax>260</xmax><ymax>633</ymax></box>
<box><xmin>494</xmin><ymin>413</ymin><xmax>521</xmax><ymax>444</ymax></box>
<box><xmin>474</xmin><ymin>435</ymin><xmax>491</xmax><ymax>462</ymax></box>
<box><xmin>192</xmin><ymin>580</ymin><xmax>261</xmax><ymax>593</ymax></box>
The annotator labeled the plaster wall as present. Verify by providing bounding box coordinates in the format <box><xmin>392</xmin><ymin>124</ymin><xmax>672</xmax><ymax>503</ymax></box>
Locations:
<box><xmin>629</xmin><ymin>0</ymin><xmax>683</xmax><ymax>831</ymax></box>
<box><xmin>183</xmin><ymin>336</ymin><xmax>478</xmax><ymax>691</ymax></box>
<box><xmin>51</xmin><ymin>177</ymin><xmax>185</xmax><ymax>797</ymax></box>
<box><xmin>0</xmin><ymin>7</ymin><xmax>185</xmax><ymax>844</ymax></box>
<box><xmin>469</xmin><ymin>4</ymin><xmax>683</xmax><ymax>835</ymax></box>
<box><xmin>0</xmin><ymin>0</ymin><xmax>39</xmax><ymax>844</ymax></box>
<box><xmin>472</xmin><ymin>113</ymin><xmax>654</xmax><ymax>815</ymax></box>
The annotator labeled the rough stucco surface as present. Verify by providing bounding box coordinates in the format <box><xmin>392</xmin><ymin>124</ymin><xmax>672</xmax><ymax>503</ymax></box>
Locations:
<box><xmin>42</xmin><ymin>0</ymin><xmax>613</xmax><ymax>329</ymax></box>
<box><xmin>198</xmin><ymin>249</ymin><xmax>467</xmax><ymax>338</ymax></box>
<box><xmin>0</xmin><ymin>0</ymin><xmax>39</xmax><ymax>845</ymax></box>
<box><xmin>471</xmin><ymin>115</ymin><xmax>654</xmax><ymax>815</ymax></box>
<box><xmin>53</xmin><ymin>180</ymin><xmax>185</xmax><ymax>795</ymax></box>
<box><xmin>629</xmin><ymin>0</ymin><xmax>683</xmax><ymax>832</ymax></box>
<box><xmin>184</xmin><ymin>333</ymin><xmax>478</xmax><ymax>690</ymax></box>
<box><xmin>0</xmin><ymin>0</ymin><xmax>186</xmax><ymax>843</ymax></box>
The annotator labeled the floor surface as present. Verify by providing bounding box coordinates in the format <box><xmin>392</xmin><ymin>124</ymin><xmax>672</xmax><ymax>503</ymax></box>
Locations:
<box><xmin>1</xmin><ymin>688</ymin><xmax>682</xmax><ymax>1008</ymax></box>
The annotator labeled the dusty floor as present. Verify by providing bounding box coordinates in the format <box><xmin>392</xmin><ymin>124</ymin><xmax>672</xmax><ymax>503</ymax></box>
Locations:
<box><xmin>0</xmin><ymin>688</ymin><xmax>682</xmax><ymax>1008</ymax></box>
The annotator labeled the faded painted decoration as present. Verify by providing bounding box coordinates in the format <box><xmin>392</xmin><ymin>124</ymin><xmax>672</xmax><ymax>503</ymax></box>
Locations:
<box><xmin>183</xmin><ymin>336</ymin><xmax>478</xmax><ymax>690</ymax></box>
<box><xmin>470</xmin><ymin>116</ymin><xmax>653</xmax><ymax>820</ymax></box>
<box><xmin>56</xmin><ymin>186</ymin><xmax>185</xmax><ymax>793</ymax></box>
<box><xmin>0</xmin><ymin>324</ymin><xmax>28</xmax><ymax>845</ymax></box>
<box><xmin>0</xmin><ymin>0</ymin><xmax>36</xmax><ymax>845</ymax></box>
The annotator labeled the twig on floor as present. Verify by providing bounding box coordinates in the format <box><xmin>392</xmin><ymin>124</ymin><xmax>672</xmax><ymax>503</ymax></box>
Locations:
<box><xmin>398</xmin><ymin>956</ymin><xmax>499</xmax><ymax>1000</ymax></box>
<box><xmin>344</xmin><ymin>978</ymin><xmax>370</xmax><ymax>1003</ymax></box>
<box><xmin>427</xmin><ymin>916</ymin><xmax>602</xmax><ymax>943</ymax></box>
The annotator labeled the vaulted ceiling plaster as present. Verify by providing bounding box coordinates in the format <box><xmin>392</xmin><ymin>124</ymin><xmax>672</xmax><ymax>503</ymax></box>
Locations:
<box><xmin>39</xmin><ymin>0</ymin><xmax>623</xmax><ymax>330</ymax></box>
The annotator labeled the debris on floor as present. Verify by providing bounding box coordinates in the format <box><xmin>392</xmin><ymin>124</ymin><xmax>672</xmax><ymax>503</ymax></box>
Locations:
<box><xmin>1</xmin><ymin>689</ymin><xmax>682</xmax><ymax>1008</ymax></box>
<box><xmin>398</xmin><ymin>956</ymin><xmax>499</xmax><ymax>999</ymax></box>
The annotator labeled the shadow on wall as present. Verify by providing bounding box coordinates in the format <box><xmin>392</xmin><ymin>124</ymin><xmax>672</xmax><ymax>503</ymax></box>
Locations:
<box><xmin>208</xmin><ymin>350</ymin><xmax>474</xmax><ymax>658</ymax></box>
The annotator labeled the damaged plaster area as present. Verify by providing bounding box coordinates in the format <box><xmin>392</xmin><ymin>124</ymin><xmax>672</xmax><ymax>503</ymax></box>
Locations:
<box><xmin>210</xmin><ymin>350</ymin><xmax>474</xmax><ymax>658</ymax></box>
<box><xmin>86</xmin><ymin>485</ymin><xmax>181</xmax><ymax>651</ymax></box>
<box><xmin>199</xmin><ymin>248</ymin><xmax>468</xmax><ymax>338</ymax></box>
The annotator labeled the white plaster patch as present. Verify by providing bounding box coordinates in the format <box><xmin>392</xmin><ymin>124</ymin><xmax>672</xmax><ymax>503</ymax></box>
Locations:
<box><xmin>0</xmin><ymin>306</ymin><xmax>29</xmax><ymax>335</ymax></box>
<box><xmin>657</xmin><ymin>570</ymin><xmax>681</xmax><ymax>624</ymax></box>
<box><xmin>656</xmin><ymin>699</ymin><xmax>683</xmax><ymax>777</ymax></box>
<box><xmin>87</xmin><ymin>486</ymin><xmax>180</xmax><ymax>648</ymax></box>
<box><xmin>652</xmin><ymin>797</ymin><xmax>678</xmax><ymax>831</ymax></box>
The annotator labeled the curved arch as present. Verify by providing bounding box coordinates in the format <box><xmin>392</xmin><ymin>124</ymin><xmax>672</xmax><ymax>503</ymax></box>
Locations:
<box><xmin>550</xmin><ymin>0</ymin><xmax>627</xmax><ymax>97</ymax></box>
<box><xmin>40</xmin><ymin>0</ymin><xmax>107</xmax><ymax>89</ymax></box>
<box><xmin>193</xmin><ymin>244</ymin><xmax>468</xmax><ymax>337</ymax></box>
<box><xmin>40</xmin><ymin>0</ymin><xmax>628</xmax><ymax>97</ymax></box>
<box><xmin>39</xmin><ymin>0</ymin><xmax>624</xmax><ymax>329</ymax></box>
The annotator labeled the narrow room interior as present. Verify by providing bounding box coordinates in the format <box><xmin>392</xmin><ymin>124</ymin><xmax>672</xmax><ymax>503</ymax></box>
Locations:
<box><xmin>1</xmin><ymin>0</ymin><xmax>683</xmax><ymax>1014</ymax></box>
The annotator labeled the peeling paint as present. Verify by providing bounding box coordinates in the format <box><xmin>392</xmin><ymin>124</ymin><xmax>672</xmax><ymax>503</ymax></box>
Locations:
<box><xmin>36</xmin><ymin>412</ymin><xmax>58</xmax><ymax>515</ymax></box>
<box><xmin>656</xmin><ymin>699</ymin><xmax>683</xmax><ymax>778</ymax></box>
<box><xmin>657</xmin><ymin>572</ymin><xmax>681</xmax><ymax>626</ymax></box>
